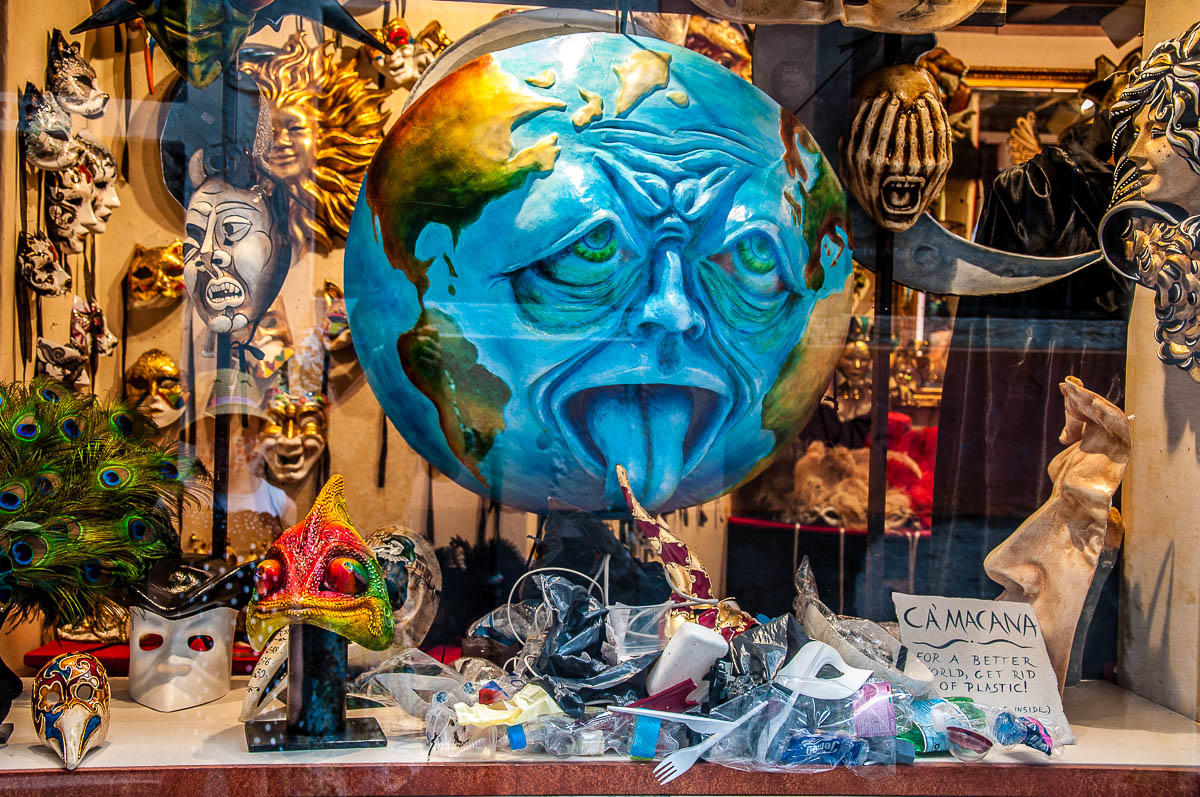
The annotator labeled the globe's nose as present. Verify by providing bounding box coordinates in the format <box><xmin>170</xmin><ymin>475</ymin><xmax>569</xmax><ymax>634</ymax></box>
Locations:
<box><xmin>626</xmin><ymin>246</ymin><xmax>705</xmax><ymax>342</ymax></box>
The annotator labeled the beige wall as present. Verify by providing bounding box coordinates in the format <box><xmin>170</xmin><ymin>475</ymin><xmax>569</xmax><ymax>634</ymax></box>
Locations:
<box><xmin>1117</xmin><ymin>2</ymin><xmax>1200</xmax><ymax>721</ymax></box>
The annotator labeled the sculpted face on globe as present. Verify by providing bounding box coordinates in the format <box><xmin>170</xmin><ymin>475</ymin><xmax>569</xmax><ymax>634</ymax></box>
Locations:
<box><xmin>347</xmin><ymin>34</ymin><xmax>853</xmax><ymax>513</ymax></box>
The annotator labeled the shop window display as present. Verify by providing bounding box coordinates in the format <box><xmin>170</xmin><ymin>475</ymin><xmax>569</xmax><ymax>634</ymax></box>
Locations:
<box><xmin>0</xmin><ymin>1</ymin><xmax>1197</xmax><ymax>794</ymax></box>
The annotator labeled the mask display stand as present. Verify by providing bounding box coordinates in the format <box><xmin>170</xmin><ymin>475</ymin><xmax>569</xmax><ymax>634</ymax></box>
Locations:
<box><xmin>244</xmin><ymin>625</ymin><xmax>386</xmax><ymax>751</ymax></box>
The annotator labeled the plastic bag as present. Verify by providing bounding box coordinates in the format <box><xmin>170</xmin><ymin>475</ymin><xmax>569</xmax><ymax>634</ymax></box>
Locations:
<box><xmin>502</xmin><ymin>711</ymin><xmax>688</xmax><ymax>758</ymax></box>
<box><xmin>466</xmin><ymin>601</ymin><xmax>539</xmax><ymax>647</ymax></box>
<box><xmin>724</xmin><ymin>614</ymin><xmax>809</xmax><ymax>701</ymax></box>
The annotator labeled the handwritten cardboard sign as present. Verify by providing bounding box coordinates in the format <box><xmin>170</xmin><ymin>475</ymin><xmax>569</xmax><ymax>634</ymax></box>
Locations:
<box><xmin>892</xmin><ymin>593</ymin><xmax>1073</xmax><ymax>744</ymax></box>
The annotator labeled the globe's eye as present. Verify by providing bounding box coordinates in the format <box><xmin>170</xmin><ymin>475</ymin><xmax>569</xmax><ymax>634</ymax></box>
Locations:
<box><xmin>570</xmin><ymin>222</ymin><xmax>618</xmax><ymax>263</ymax></box>
<box><xmin>734</xmin><ymin>232</ymin><xmax>780</xmax><ymax>275</ymax></box>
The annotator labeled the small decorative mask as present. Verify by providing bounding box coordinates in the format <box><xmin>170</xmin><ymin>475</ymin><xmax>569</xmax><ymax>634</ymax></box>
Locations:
<box><xmin>367</xmin><ymin>18</ymin><xmax>442</xmax><ymax>91</ymax></box>
<box><xmin>71</xmin><ymin>296</ymin><xmax>118</xmax><ymax>357</ymax></box>
<box><xmin>245</xmin><ymin>475</ymin><xmax>395</xmax><ymax>651</ymax></box>
<box><xmin>75</xmin><ymin>132</ymin><xmax>120</xmax><ymax>233</ymax></box>
<box><xmin>260</xmin><ymin>389</ymin><xmax>327</xmax><ymax>485</ymax></box>
<box><xmin>128</xmin><ymin>556</ymin><xmax>257</xmax><ymax>712</ymax></box>
<box><xmin>366</xmin><ymin>525</ymin><xmax>442</xmax><ymax>650</ymax></box>
<box><xmin>47</xmin><ymin>29</ymin><xmax>108</xmax><ymax>118</ymax></box>
<box><xmin>321</xmin><ymin>280</ymin><xmax>352</xmax><ymax>352</ymax></box>
<box><xmin>18</xmin><ymin>231</ymin><xmax>72</xmax><ymax>296</ymax></box>
<box><xmin>46</xmin><ymin>164</ymin><xmax>98</xmax><ymax>254</ymax></box>
<box><xmin>126</xmin><ymin>241</ymin><xmax>186</xmax><ymax>306</ymax></box>
<box><xmin>181</xmin><ymin>154</ymin><xmax>289</xmax><ymax>335</ymax></box>
<box><xmin>32</xmin><ymin>652</ymin><xmax>110</xmax><ymax>770</ymax></box>
<box><xmin>248</xmin><ymin>299</ymin><xmax>294</xmax><ymax>379</ymax></box>
<box><xmin>1123</xmin><ymin>215</ymin><xmax>1200</xmax><ymax>381</ymax></box>
<box><xmin>18</xmin><ymin>82</ymin><xmax>77</xmax><ymax>171</ymax></box>
<box><xmin>126</xmin><ymin>349</ymin><xmax>188</xmax><ymax>428</ymax></box>
<box><xmin>843</xmin><ymin>64</ymin><xmax>952</xmax><ymax>232</ymax></box>
<box><xmin>36</xmin><ymin>337</ymin><xmax>89</xmax><ymax>390</ymax></box>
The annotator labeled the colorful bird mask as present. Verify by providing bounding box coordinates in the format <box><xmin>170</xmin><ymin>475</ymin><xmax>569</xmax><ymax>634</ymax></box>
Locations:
<box><xmin>245</xmin><ymin>475</ymin><xmax>393</xmax><ymax>650</ymax></box>
<box><xmin>32</xmin><ymin>652</ymin><xmax>110</xmax><ymax>770</ymax></box>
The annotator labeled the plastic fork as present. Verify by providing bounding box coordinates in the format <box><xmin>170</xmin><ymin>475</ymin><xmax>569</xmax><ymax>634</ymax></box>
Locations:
<box><xmin>609</xmin><ymin>705</ymin><xmax>738</xmax><ymax>734</ymax></box>
<box><xmin>652</xmin><ymin>701</ymin><xmax>768</xmax><ymax>785</ymax></box>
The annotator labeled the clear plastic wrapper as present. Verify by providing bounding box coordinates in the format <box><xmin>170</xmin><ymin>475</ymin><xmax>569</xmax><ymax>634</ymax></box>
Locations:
<box><xmin>467</xmin><ymin>601</ymin><xmax>539</xmax><ymax>647</ymax></box>
<box><xmin>501</xmin><ymin>711</ymin><xmax>688</xmax><ymax>758</ymax></box>
<box><xmin>943</xmin><ymin>700</ymin><xmax>1069</xmax><ymax>762</ymax></box>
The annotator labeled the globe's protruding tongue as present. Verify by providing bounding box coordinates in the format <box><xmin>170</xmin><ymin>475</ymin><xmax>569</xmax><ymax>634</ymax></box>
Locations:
<box><xmin>586</xmin><ymin>385</ymin><xmax>692</xmax><ymax>511</ymax></box>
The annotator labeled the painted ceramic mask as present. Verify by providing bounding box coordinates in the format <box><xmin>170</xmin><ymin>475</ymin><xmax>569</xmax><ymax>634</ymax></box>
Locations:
<box><xmin>368</xmin><ymin>18</ymin><xmax>442</xmax><ymax>90</ymax></box>
<box><xmin>71</xmin><ymin>296</ymin><xmax>118</xmax><ymax>358</ymax></box>
<box><xmin>36</xmin><ymin>337</ymin><xmax>89</xmax><ymax>390</ymax></box>
<box><xmin>18</xmin><ymin>82</ymin><xmax>77</xmax><ymax>171</ymax></box>
<box><xmin>126</xmin><ymin>349</ymin><xmax>188</xmax><ymax>428</ymax></box>
<box><xmin>345</xmin><ymin>33</ymin><xmax>854</xmax><ymax>513</ymax></box>
<box><xmin>126</xmin><ymin>241</ymin><xmax>186</xmax><ymax>305</ymax></box>
<box><xmin>322</xmin><ymin>280</ymin><xmax>352</xmax><ymax>351</ymax></box>
<box><xmin>181</xmin><ymin>155</ymin><xmax>289</xmax><ymax>335</ymax></box>
<box><xmin>1111</xmin><ymin>21</ymin><xmax>1200</xmax><ymax>211</ymax></box>
<box><xmin>72</xmin><ymin>0</ymin><xmax>385</xmax><ymax>89</ymax></box>
<box><xmin>260</xmin><ymin>389</ymin><xmax>327</xmax><ymax>485</ymax></box>
<box><xmin>76</xmin><ymin>132</ymin><xmax>121</xmax><ymax>233</ymax></box>
<box><xmin>245</xmin><ymin>475</ymin><xmax>395</xmax><ymax>650</ymax></box>
<box><xmin>46</xmin><ymin>164</ymin><xmax>98</xmax><ymax>254</ymax></box>
<box><xmin>32</xmin><ymin>652</ymin><xmax>110</xmax><ymax>770</ymax></box>
<box><xmin>843</xmin><ymin>64</ymin><xmax>952</xmax><ymax>232</ymax></box>
<box><xmin>686</xmin><ymin>0</ymin><xmax>985</xmax><ymax>32</ymax></box>
<box><xmin>249</xmin><ymin>300</ymin><xmax>294</xmax><ymax>379</ymax></box>
<box><xmin>241</xmin><ymin>33</ymin><xmax>390</xmax><ymax>250</ymax></box>
<box><xmin>128</xmin><ymin>556</ymin><xmax>257</xmax><ymax>712</ymax></box>
<box><xmin>47</xmin><ymin>29</ymin><xmax>108</xmax><ymax>118</ymax></box>
<box><xmin>18</xmin><ymin>231</ymin><xmax>71</xmax><ymax>296</ymax></box>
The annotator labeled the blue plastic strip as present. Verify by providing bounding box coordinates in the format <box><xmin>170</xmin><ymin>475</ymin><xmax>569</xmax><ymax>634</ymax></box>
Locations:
<box><xmin>629</xmin><ymin>716</ymin><xmax>661</xmax><ymax>761</ymax></box>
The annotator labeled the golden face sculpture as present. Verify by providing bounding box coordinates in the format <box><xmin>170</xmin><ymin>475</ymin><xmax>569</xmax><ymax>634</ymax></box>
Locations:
<box><xmin>126</xmin><ymin>349</ymin><xmax>188</xmax><ymax>428</ymax></box>
<box><xmin>126</xmin><ymin>241</ymin><xmax>186</xmax><ymax>306</ymax></box>
<box><xmin>260</xmin><ymin>389</ymin><xmax>328</xmax><ymax>485</ymax></box>
<box><xmin>241</xmin><ymin>33</ymin><xmax>390</xmax><ymax>251</ymax></box>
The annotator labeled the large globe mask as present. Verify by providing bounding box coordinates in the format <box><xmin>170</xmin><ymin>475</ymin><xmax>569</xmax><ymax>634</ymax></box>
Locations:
<box><xmin>345</xmin><ymin>33</ymin><xmax>854</xmax><ymax>514</ymax></box>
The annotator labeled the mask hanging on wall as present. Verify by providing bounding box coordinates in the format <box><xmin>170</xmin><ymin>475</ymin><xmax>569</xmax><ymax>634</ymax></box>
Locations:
<box><xmin>18</xmin><ymin>82</ymin><xmax>78</xmax><ymax>171</ymax></box>
<box><xmin>259</xmin><ymin>388</ymin><xmax>328</xmax><ymax>485</ymax></box>
<box><xmin>245</xmin><ymin>475</ymin><xmax>395</xmax><ymax>651</ymax></box>
<box><xmin>126</xmin><ymin>348</ymin><xmax>188</xmax><ymax>429</ymax></box>
<box><xmin>321</xmin><ymin>280</ymin><xmax>352</xmax><ymax>352</ymax></box>
<box><xmin>47</xmin><ymin>29</ymin><xmax>109</xmax><ymax>118</ymax></box>
<box><xmin>365</xmin><ymin>18</ymin><xmax>446</xmax><ymax>91</ymax></box>
<box><xmin>842</xmin><ymin>64</ymin><xmax>952</xmax><ymax>232</ymax></box>
<box><xmin>75</xmin><ymin>131</ymin><xmax>120</xmax><ymax>233</ymax></box>
<box><xmin>36</xmin><ymin>337</ymin><xmax>90</xmax><ymax>390</ymax></box>
<box><xmin>71</xmin><ymin>296</ymin><xmax>118</xmax><ymax>357</ymax></box>
<box><xmin>72</xmin><ymin>0</ymin><xmax>386</xmax><ymax>89</ymax></box>
<box><xmin>125</xmin><ymin>241</ymin><xmax>186</xmax><ymax>307</ymax></box>
<box><xmin>240</xmin><ymin>33</ymin><xmax>391</xmax><ymax>251</ymax></box>
<box><xmin>18</xmin><ymin>231</ymin><xmax>71</xmax><ymax>296</ymax></box>
<box><xmin>32</xmin><ymin>652</ymin><xmax>110</xmax><ymax>770</ymax></box>
<box><xmin>46</xmin><ymin>164</ymin><xmax>98</xmax><ymax>255</ymax></box>
<box><xmin>127</xmin><ymin>556</ymin><xmax>257</xmax><ymax>712</ymax></box>
<box><xmin>248</xmin><ymin>299</ymin><xmax>294</xmax><ymax>380</ymax></box>
<box><xmin>685</xmin><ymin>0</ymin><xmax>985</xmax><ymax>32</ymax></box>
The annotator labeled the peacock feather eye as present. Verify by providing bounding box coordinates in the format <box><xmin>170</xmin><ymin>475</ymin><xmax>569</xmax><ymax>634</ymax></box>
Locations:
<box><xmin>11</xmin><ymin>536</ymin><xmax>48</xmax><ymax>567</ymax></box>
<box><xmin>109</xmin><ymin>412</ymin><xmax>135</xmax><ymax>438</ymax></box>
<box><xmin>35</xmin><ymin>471</ymin><xmax>63</xmax><ymax>497</ymax></box>
<box><xmin>157</xmin><ymin>460</ymin><xmax>180</xmax><ymax>480</ymax></box>
<box><xmin>0</xmin><ymin>551</ymin><xmax>11</xmax><ymax>575</ymax></box>
<box><xmin>0</xmin><ymin>580</ymin><xmax>12</xmax><ymax>606</ymax></box>
<box><xmin>98</xmin><ymin>465</ymin><xmax>132</xmax><ymax>489</ymax></box>
<box><xmin>13</xmin><ymin>414</ymin><xmax>40</xmax><ymax>440</ymax></box>
<box><xmin>124</xmin><ymin>515</ymin><xmax>154</xmax><ymax>543</ymax></box>
<box><xmin>80</xmin><ymin>559</ymin><xmax>112</xmax><ymax>585</ymax></box>
<box><xmin>59</xmin><ymin>416</ymin><xmax>81</xmax><ymax>440</ymax></box>
<box><xmin>0</xmin><ymin>482</ymin><xmax>28</xmax><ymax>512</ymax></box>
<box><xmin>37</xmin><ymin>384</ymin><xmax>67</xmax><ymax>403</ymax></box>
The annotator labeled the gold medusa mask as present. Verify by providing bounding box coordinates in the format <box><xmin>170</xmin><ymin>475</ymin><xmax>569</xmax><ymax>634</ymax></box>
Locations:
<box><xmin>260</xmin><ymin>389</ymin><xmax>328</xmax><ymax>485</ymax></box>
<box><xmin>241</xmin><ymin>33</ymin><xmax>390</xmax><ymax>251</ymax></box>
<box><xmin>126</xmin><ymin>242</ymin><xmax>186</xmax><ymax>306</ymax></box>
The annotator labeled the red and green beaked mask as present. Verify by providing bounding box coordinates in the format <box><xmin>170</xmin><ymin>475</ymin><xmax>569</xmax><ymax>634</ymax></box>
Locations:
<box><xmin>245</xmin><ymin>475</ymin><xmax>394</xmax><ymax>650</ymax></box>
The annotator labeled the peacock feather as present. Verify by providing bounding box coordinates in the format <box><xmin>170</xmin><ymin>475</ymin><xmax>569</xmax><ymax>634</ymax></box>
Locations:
<box><xmin>0</xmin><ymin>377</ymin><xmax>204</xmax><ymax>628</ymax></box>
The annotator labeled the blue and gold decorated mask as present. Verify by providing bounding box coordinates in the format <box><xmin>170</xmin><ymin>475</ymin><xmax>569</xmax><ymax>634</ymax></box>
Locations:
<box><xmin>32</xmin><ymin>652</ymin><xmax>110</xmax><ymax>770</ymax></box>
<box><xmin>345</xmin><ymin>33</ymin><xmax>854</xmax><ymax>513</ymax></box>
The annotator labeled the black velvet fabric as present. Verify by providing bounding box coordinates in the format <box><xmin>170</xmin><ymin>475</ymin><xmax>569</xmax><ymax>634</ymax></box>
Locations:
<box><xmin>926</xmin><ymin>115</ymin><xmax>1133</xmax><ymax>614</ymax></box>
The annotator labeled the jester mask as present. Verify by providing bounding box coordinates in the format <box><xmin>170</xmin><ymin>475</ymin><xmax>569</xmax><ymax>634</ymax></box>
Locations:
<box><xmin>18</xmin><ymin>82</ymin><xmax>77</xmax><ymax>171</ymax></box>
<box><xmin>18</xmin><ymin>231</ymin><xmax>71</xmax><ymax>297</ymax></box>
<box><xmin>47</xmin><ymin>29</ymin><xmax>108</xmax><ymax>118</ymax></box>
<box><xmin>72</xmin><ymin>0</ymin><xmax>386</xmax><ymax>89</ymax></box>
<box><xmin>245</xmin><ymin>475</ymin><xmax>394</xmax><ymax>650</ymax></box>
<box><xmin>126</xmin><ymin>241</ymin><xmax>186</xmax><ymax>306</ymax></box>
<box><xmin>259</xmin><ymin>388</ymin><xmax>327</xmax><ymax>485</ymax></box>
<box><xmin>344</xmin><ymin>33</ymin><xmax>854</xmax><ymax>515</ymax></box>
<box><xmin>32</xmin><ymin>652</ymin><xmax>110</xmax><ymax>770</ymax></box>
<box><xmin>126</xmin><ymin>349</ymin><xmax>188</xmax><ymax>428</ymax></box>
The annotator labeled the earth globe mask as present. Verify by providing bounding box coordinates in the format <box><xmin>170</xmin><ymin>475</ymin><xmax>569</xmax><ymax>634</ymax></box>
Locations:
<box><xmin>347</xmin><ymin>33</ymin><xmax>853</xmax><ymax>514</ymax></box>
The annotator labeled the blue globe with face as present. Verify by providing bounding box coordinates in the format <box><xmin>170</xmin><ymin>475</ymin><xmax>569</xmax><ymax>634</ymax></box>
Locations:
<box><xmin>345</xmin><ymin>33</ymin><xmax>853</xmax><ymax>514</ymax></box>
